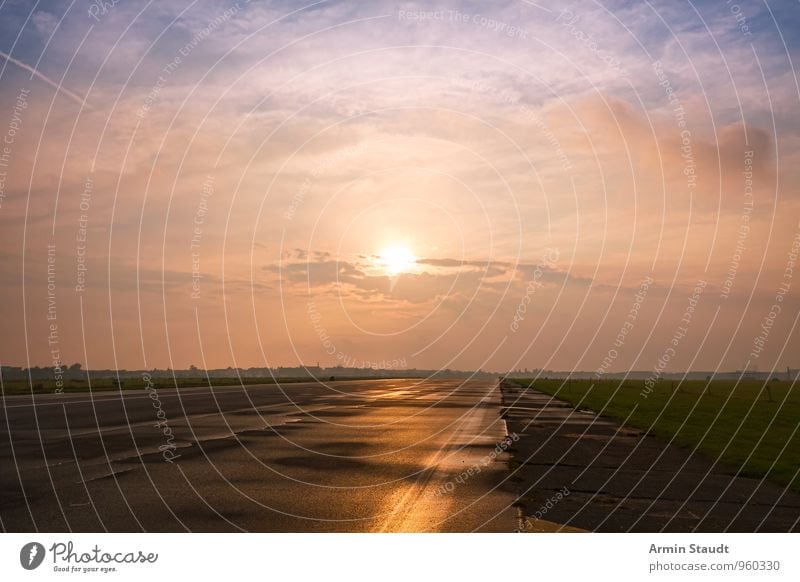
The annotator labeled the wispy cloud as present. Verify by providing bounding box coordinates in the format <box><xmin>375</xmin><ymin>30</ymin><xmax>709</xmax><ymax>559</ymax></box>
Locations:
<box><xmin>0</xmin><ymin>50</ymin><xmax>90</xmax><ymax>108</ymax></box>
<box><xmin>0</xmin><ymin>0</ymin><xmax>797</xmax><ymax>371</ymax></box>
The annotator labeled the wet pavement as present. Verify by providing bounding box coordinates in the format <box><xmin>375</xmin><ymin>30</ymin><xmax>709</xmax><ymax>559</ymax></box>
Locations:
<box><xmin>4</xmin><ymin>377</ymin><xmax>797</xmax><ymax>532</ymax></box>
<box><xmin>500</xmin><ymin>381</ymin><xmax>800</xmax><ymax>532</ymax></box>
<box><xmin>1</xmin><ymin>379</ymin><xmax>516</xmax><ymax>532</ymax></box>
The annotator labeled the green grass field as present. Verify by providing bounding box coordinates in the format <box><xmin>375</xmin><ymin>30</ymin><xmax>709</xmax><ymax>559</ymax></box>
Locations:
<box><xmin>511</xmin><ymin>378</ymin><xmax>800</xmax><ymax>491</ymax></box>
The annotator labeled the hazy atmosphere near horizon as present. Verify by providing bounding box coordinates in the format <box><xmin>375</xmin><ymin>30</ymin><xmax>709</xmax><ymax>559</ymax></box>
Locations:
<box><xmin>1</xmin><ymin>0</ymin><xmax>798</xmax><ymax>375</ymax></box>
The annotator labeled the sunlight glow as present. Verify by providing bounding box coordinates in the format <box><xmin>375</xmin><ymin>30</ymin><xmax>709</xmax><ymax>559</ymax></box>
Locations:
<box><xmin>378</xmin><ymin>245</ymin><xmax>416</xmax><ymax>276</ymax></box>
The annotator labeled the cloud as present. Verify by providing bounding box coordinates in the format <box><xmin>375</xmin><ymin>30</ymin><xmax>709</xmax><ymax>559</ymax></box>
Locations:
<box><xmin>1</xmin><ymin>0</ymin><xmax>798</xmax><ymax>370</ymax></box>
<box><xmin>32</xmin><ymin>11</ymin><xmax>58</xmax><ymax>35</ymax></box>
<box><xmin>0</xmin><ymin>50</ymin><xmax>90</xmax><ymax>108</ymax></box>
<box><xmin>261</xmin><ymin>252</ymin><xmax>591</xmax><ymax>305</ymax></box>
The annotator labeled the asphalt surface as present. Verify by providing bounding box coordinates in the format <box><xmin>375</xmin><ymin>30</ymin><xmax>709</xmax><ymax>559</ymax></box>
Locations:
<box><xmin>0</xmin><ymin>379</ymin><xmax>518</xmax><ymax>532</ymax></box>
<box><xmin>6</xmin><ymin>377</ymin><xmax>796</xmax><ymax>533</ymax></box>
<box><xmin>500</xmin><ymin>381</ymin><xmax>800</xmax><ymax>532</ymax></box>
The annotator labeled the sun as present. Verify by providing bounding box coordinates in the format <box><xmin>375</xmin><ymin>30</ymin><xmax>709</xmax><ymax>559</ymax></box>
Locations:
<box><xmin>378</xmin><ymin>244</ymin><xmax>416</xmax><ymax>276</ymax></box>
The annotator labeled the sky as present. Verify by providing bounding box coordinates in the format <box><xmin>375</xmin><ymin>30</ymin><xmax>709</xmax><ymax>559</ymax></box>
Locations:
<box><xmin>0</xmin><ymin>0</ymin><xmax>798</xmax><ymax>374</ymax></box>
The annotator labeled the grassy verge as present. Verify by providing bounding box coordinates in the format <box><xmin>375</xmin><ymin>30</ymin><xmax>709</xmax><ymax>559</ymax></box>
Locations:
<box><xmin>1</xmin><ymin>375</ymin><xmax>405</xmax><ymax>396</ymax></box>
<box><xmin>510</xmin><ymin>378</ymin><xmax>800</xmax><ymax>491</ymax></box>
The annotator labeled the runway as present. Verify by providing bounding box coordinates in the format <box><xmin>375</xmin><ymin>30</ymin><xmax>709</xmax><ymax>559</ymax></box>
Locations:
<box><xmin>0</xmin><ymin>378</ymin><xmax>517</xmax><ymax>532</ymax></box>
